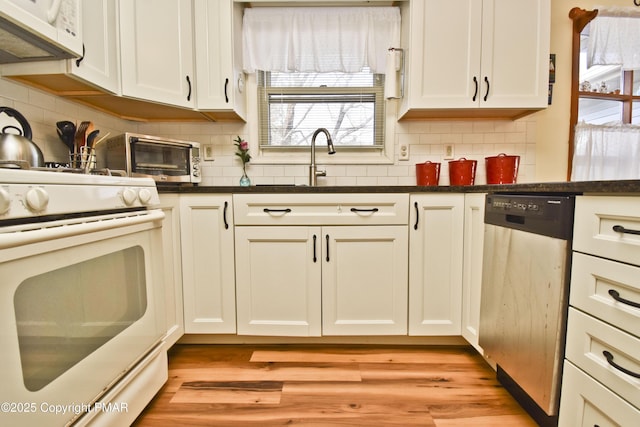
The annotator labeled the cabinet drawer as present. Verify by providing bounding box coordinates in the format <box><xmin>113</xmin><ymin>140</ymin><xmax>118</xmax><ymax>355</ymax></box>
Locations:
<box><xmin>574</xmin><ymin>196</ymin><xmax>640</xmax><ymax>265</ymax></box>
<box><xmin>559</xmin><ymin>361</ymin><xmax>640</xmax><ymax>427</ymax></box>
<box><xmin>570</xmin><ymin>253</ymin><xmax>640</xmax><ymax>338</ymax></box>
<box><xmin>565</xmin><ymin>308</ymin><xmax>640</xmax><ymax>409</ymax></box>
<box><xmin>233</xmin><ymin>194</ymin><xmax>409</xmax><ymax>226</ymax></box>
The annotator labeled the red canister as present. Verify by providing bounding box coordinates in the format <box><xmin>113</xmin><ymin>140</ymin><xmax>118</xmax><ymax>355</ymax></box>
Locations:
<box><xmin>416</xmin><ymin>161</ymin><xmax>441</xmax><ymax>186</ymax></box>
<box><xmin>448</xmin><ymin>158</ymin><xmax>477</xmax><ymax>186</ymax></box>
<box><xmin>485</xmin><ymin>153</ymin><xmax>520</xmax><ymax>184</ymax></box>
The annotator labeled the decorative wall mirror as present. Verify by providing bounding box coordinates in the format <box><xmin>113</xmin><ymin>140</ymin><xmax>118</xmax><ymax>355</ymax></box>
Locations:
<box><xmin>568</xmin><ymin>6</ymin><xmax>640</xmax><ymax>181</ymax></box>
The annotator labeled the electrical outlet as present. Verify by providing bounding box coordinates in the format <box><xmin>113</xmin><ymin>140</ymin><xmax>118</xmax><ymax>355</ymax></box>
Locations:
<box><xmin>203</xmin><ymin>144</ymin><xmax>215</xmax><ymax>161</ymax></box>
<box><xmin>444</xmin><ymin>144</ymin><xmax>454</xmax><ymax>160</ymax></box>
<box><xmin>398</xmin><ymin>143</ymin><xmax>409</xmax><ymax>161</ymax></box>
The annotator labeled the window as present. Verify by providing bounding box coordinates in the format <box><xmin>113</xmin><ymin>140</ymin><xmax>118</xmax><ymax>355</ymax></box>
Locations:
<box><xmin>257</xmin><ymin>69</ymin><xmax>385</xmax><ymax>150</ymax></box>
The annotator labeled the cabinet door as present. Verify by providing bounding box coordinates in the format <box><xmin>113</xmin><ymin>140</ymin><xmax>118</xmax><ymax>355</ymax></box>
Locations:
<box><xmin>461</xmin><ymin>193</ymin><xmax>485</xmax><ymax>350</ymax></box>
<box><xmin>72</xmin><ymin>0</ymin><xmax>120</xmax><ymax>94</ymax></box>
<box><xmin>158</xmin><ymin>194</ymin><xmax>184</xmax><ymax>347</ymax></box>
<box><xmin>179</xmin><ymin>195</ymin><xmax>236</xmax><ymax>334</ymax></box>
<box><xmin>322</xmin><ymin>226</ymin><xmax>408</xmax><ymax>335</ymax></box>
<box><xmin>559</xmin><ymin>361</ymin><xmax>640</xmax><ymax>427</ymax></box>
<box><xmin>409</xmin><ymin>194</ymin><xmax>464</xmax><ymax>335</ymax></box>
<box><xmin>406</xmin><ymin>0</ymin><xmax>482</xmax><ymax>109</ymax></box>
<box><xmin>480</xmin><ymin>0</ymin><xmax>550</xmax><ymax>108</ymax></box>
<box><xmin>193</xmin><ymin>0</ymin><xmax>246</xmax><ymax>119</ymax></box>
<box><xmin>235</xmin><ymin>226</ymin><xmax>322</xmax><ymax>336</ymax></box>
<box><xmin>119</xmin><ymin>0</ymin><xmax>194</xmax><ymax>107</ymax></box>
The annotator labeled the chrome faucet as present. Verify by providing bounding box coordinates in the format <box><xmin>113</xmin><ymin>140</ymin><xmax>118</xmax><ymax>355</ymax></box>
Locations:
<box><xmin>309</xmin><ymin>128</ymin><xmax>336</xmax><ymax>186</ymax></box>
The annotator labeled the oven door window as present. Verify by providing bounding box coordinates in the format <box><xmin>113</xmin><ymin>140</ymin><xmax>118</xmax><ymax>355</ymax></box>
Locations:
<box><xmin>131</xmin><ymin>141</ymin><xmax>190</xmax><ymax>177</ymax></box>
<box><xmin>14</xmin><ymin>246</ymin><xmax>148</xmax><ymax>391</ymax></box>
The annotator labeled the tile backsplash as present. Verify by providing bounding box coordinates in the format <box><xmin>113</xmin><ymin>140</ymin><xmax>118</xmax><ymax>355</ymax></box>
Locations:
<box><xmin>1</xmin><ymin>79</ymin><xmax>536</xmax><ymax>186</ymax></box>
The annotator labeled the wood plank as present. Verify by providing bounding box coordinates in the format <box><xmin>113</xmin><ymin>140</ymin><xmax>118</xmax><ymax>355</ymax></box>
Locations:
<box><xmin>171</xmin><ymin>381</ymin><xmax>283</xmax><ymax>404</ymax></box>
<box><xmin>133</xmin><ymin>344</ymin><xmax>537</xmax><ymax>426</ymax></box>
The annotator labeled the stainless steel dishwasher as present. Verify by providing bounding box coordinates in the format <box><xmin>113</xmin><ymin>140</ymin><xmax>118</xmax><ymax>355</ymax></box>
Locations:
<box><xmin>479</xmin><ymin>194</ymin><xmax>575</xmax><ymax>427</ymax></box>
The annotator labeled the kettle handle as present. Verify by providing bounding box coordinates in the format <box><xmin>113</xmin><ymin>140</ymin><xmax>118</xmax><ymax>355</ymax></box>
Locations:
<box><xmin>0</xmin><ymin>107</ymin><xmax>33</xmax><ymax>140</ymax></box>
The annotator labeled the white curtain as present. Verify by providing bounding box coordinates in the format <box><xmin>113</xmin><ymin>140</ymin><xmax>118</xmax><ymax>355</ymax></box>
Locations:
<box><xmin>587</xmin><ymin>7</ymin><xmax>640</xmax><ymax>70</ymax></box>
<box><xmin>242</xmin><ymin>7</ymin><xmax>400</xmax><ymax>74</ymax></box>
<box><xmin>572</xmin><ymin>122</ymin><xmax>640</xmax><ymax>181</ymax></box>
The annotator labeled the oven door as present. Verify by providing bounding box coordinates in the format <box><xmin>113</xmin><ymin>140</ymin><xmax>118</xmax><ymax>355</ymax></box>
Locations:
<box><xmin>0</xmin><ymin>209</ymin><xmax>166</xmax><ymax>426</ymax></box>
<box><xmin>130</xmin><ymin>139</ymin><xmax>193</xmax><ymax>183</ymax></box>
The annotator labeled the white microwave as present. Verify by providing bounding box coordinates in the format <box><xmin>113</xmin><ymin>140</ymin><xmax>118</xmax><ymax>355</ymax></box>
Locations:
<box><xmin>0</xmin><ymin>0</ymin><xmax>81</xmax><ymax>63</ymax></box>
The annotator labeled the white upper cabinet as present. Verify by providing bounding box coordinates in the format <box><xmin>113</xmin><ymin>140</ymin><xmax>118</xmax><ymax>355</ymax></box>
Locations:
<box><xmin>0</xmin><ymin>0</ymin><xmax>120</xmax><ymax>95</ymax></box>
<box><xmin>193</xmin><ymin>0</ymin><xmax>247</xmax><ymax>121</ymax></box>
<box><xmin>72</xmin><ymin>0</ymin><xmax>120</xmax><ymax>94</ymax></box>
<box><xmin>119</xmin><ymin>0</ymin><xmax>195</xmax><ymax>108</ymax></box>
<box><xmin>399</xmin><ymin>0</ymin><xmax>550</xmax><ymax>119</ymax></box>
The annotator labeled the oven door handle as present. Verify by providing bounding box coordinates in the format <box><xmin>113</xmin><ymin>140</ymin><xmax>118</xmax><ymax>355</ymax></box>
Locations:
<box><xmin>0</xmin><ymin>210</ymin><xmax>165</xmax><ymax>250</ymax></box>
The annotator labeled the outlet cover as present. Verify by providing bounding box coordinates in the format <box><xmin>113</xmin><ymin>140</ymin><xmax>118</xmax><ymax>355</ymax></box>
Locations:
<box><xmin>444</xmin><ymin>144</ymin><xmax>454</xmax><ymax>160</ymax></box>
<box><xmin>203</xmin><ymin>144</ymin><xmax>215</xmax><ymax>161</ymax></box>
<box><xmin>399</xmin><ymin>143</ymin><xmax>409</xmax><ymax>161</ymax></box>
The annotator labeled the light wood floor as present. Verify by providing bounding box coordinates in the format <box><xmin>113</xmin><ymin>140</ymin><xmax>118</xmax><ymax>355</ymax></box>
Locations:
<box><xmin>133</xmin><ymin>344</ymin><xmax>538</xmax><ymax>426</ymax></box>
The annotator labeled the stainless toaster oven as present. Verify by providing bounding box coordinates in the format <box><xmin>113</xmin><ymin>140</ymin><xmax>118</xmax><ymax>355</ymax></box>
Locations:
<box><xmin>95</xmin><ymin>133</ymin><xmax>201</xmax><ymax>184</ymax></box>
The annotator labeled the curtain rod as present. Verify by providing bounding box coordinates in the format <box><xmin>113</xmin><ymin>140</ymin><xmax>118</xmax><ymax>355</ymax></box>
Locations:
<box><xmin>595</xmin><ymin>7</ymin><xmax>640</xmax><ymax>18</ymax></box>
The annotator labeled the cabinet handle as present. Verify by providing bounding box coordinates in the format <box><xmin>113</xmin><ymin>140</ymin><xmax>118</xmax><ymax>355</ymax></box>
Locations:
<box><xmin>186</xmin><ymin>75</ymin><xmax>192</xmax><ymax>101</ymax></box>
<box><xmin>608</xmin><ymin>289</ymin><xmax>640</xmax><ymax>309</ymax></box>
<box><xmin>223</xmin><ymin>201</ymin><xmax>229</xmax><ymax>229</ymax></box>
<box><xmin>483</xmin><ymin>76</ymin><xmax>490</xmax><ymax>102</ymax></box>
<box><xmin>313</xmin><ymin>235</ymin><xmax>317</xmax><ymax>263</ymax></box>
<box><xmin>472</xmin><ymin>76</ymin><xmax>478</xmax><ymax>102</ymax></box>
<box><xmin>612</xmin><ymin>224</ymin><xmax>640</xmax><ymax>235</ymax></box>
<box><xmin>224</xmin><ymin>78</ymin><xmax>230</xmax><ymax>103</ymax></box>
<box><xmin>603</xmin><ymin>350</ymin><xmax>640</xmax><ymax>378</ymax></box>
<box><xmin>325</xmin><ymin>234</ymin><xmax>330</xmax><ymax>262</ymax></box>
<box><xmin>414</xmin><ymin>201</ymin><xmax>419</xmax><ymax>230</ymax></box>
<box><xmin>263</xmin><ymin>208</ymin><xmax>292</xmax><ymax>214</ymax></box>
<box><xmin>635</xmin><ymin>0</ymin><xmax>640</xmax><ymax>6</ymax></box>
<box><xmin>75</xmin><ymin>43</ymin><xmax>85</xmax><ymax>67</ymax></box>
<box><xmin>350</xmin><ymin>207</ymin><xmax>379</xmax><ymax>213</ymax></box>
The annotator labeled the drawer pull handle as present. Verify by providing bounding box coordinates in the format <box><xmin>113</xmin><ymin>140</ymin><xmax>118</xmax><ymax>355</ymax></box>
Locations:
<box><xmin>350</xmin><ymin>207</ymin><xmax>379</xmax><ymax>213</ymax></box>
<box><xmin>263</xmin><ymin>208</ymin><xmax>292</xmax><ymax>214</ymax></box>
<box><xmin>603</xmin><ymin>350</ymin><xmax>640</xmax><ymax>378</ymax></box>
<box><xmin>472</xmin><ymin>76</ymin><xmax>478</xmax><ymax>102</ymax></box>
<box><xmin>326</xmin><ymin>234</ymin><xmax>330</xmax><ymax>262</ymax></box>
<box><xmin>313</xmin><ymin>235</ymin><xmax>317</xmax><ymax>263</ymax></box>
<box><xmin>223</xmin><ymin>201</ymin><xmax>229</xmax><ymax>229</ymax></box>
<box><xmin>612</xmin><ymin>224</ymin><xmax>640</xmax><ymax>235</ymax></box>
<box><xmin>608</xmin><ymin>289</ymin><xmax>640</xmax><ymax>309</ymax></box>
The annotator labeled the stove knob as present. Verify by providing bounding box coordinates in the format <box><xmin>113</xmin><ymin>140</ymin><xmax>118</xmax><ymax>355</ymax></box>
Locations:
<box><xmin>25</xmin><ymin>187</ymin><xmax>49</xmax><ymax>212</ymax></box>
<box><xmin>122</xmin><ymin>188</ymin><xmax>138</xmax><ymax>206</ymax></box>
<box><xmin>138</xmin><ymin>188</ymin><xmax>152</xmax><ymax>204</ymax></box>
<box><xmin>0</xmin><ymin>188</ymin><xmax>10</xmax><ymax>215</ymax></box>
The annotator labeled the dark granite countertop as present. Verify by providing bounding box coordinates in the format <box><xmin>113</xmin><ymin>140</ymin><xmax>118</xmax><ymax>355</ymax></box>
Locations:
<box><xmin>157</xmin><ymin>180</ymin><xmax>640</xmax><ymax>195</ymax></box>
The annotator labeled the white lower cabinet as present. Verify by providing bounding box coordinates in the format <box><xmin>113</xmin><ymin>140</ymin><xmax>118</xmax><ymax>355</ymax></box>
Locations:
<box><xmin>461</xmin><ymin>193</ymin><xmax>486</xmax><ymax>351</ymax></box>
<box><xmin>233</xmin><ymin>193</ymin><xmax>409</xmax><ymax>337</ymax></box>
<box><xmin>158</xmin><ymin>194</ymin><xmax>184</xmax><ymax>348</ymax></box>
<box><xmin>560</xmin><ymin>361</ymin><xmax>640</xmax><ymax>426</ymax></box>
<box><xmin>322</xmin><ymin>225</ymin><xmax>408</xmax><ymax>336</ymax></box>
<box><xmin>179</xmin><ymin>195</ymin><xmax>236</xmax><ymax>333</ymax></box>
<box><xmin>234</xmin><ymin>224</ymin><xmax>408</xmax><ymax>337</ymax></box>
<box><xmin>560</xmin><ymin>195</ymin><xmax>640</xmax><ymax>425</ymax></box>
<box><xmin>234</xmin><ymin>226</ymin><xmax>322</xmax><ymax>336</ymax></box>
<box><xmin>409</xmin><ymin>194</ymin><xmax>464</xmax><ymax>335</ymax></box>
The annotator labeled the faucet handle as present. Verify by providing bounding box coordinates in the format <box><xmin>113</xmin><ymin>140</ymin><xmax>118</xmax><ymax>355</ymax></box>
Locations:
<box><xmin>316</xmin><ymin>169</ymin><xmax>327</xmax><ymax>177</ymax></box>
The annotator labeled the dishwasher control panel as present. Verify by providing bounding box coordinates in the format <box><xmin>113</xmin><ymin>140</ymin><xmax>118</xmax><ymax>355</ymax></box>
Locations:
<box><xmin>485</xmin><ymin>194</ymin><xmax>575</xmax><ymax>240</ymax></box>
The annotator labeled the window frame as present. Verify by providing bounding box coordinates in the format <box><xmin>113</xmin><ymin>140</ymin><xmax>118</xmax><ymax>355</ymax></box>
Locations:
<box><xmin>257</xmin><ymin>70</ymin><xmax>386</xmax><ymax>150</ymax></box>
<box><xmin>245</xmin><ymin>73</ymin><xmax>397</xmax><ymax>166</ymax></box>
